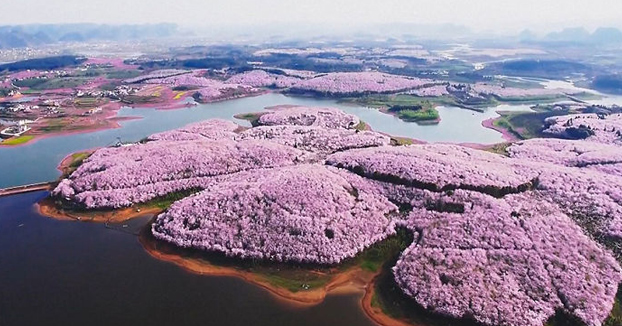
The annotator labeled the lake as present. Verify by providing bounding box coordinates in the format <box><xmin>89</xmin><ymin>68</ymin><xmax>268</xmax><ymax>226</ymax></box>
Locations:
<box><xmin>0</xmin><ymin>93</ymin><xmax>531</xmax><ymax>188</ymax></box>
<box><xmin>0</xmin><ymin>191</ymin><xmax>377</xmax><ymax>326</ymax></box>
<box><xmin>2</xmin><ymin>86</ymin><xmax>620</xmax><ymax>326</ymax></box>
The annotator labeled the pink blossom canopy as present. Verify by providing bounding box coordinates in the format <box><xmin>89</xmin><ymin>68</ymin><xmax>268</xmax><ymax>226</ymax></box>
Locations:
<box><xmin>52</xmin><ymin>105</ymin><xmax>622</xmax><ymax>326</ymax></box>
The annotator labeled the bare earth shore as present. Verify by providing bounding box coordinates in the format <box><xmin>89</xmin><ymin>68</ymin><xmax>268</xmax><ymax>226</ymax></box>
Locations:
<box><xmin>141</xmin><ymin>233</ymin><xmax>412</xmax><ymax>325</ymax></box>
<box><xmin>36</xmin><ymin>199</ymin><xmax>163</xmax><ymax>223</ymax></box>
<box><xmin>481</xmin><ymin>117</ymin><xmax>521</xmax><ymax>142</ymax></box>
<box><xmin>29</xmin><ymin>98</ymin><xmax>523</xmax><ymax>326</ymax></box>
<box><xmin>36</xmin><ymin>200</ymin><xmax>411</xmax><ymax>326</ymax></box>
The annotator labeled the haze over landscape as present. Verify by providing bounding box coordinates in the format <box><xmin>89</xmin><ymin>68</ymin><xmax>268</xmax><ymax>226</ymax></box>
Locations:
<box><xmin>5</xmin><ymin>0</ymin><xmax>622</xmax><ymax>34</ymax></box>
<box><xmin>2</xmin><ymin>2</ymin><xmax>622</xmax><ymax>326</ymax></box>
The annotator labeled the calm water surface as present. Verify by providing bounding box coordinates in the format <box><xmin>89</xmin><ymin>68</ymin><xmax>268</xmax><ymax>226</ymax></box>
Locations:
<box><xmin>3</xmin><ymin>85</ymin><xmax>620</xmax><ymax>326</ymax></box>
<box><xmin>0</xmin><ymin>94</ymin><xmax>525</xmax><ymax>326</ymax></box>
<box><xmin>0</xmin><ymin>191</ymin><xmax>376</xmax><ymax>326</ymax></box>
<box><xmin>0</xmin><ymin>93</ymin><xmax>532</xmax><ymax>188</ymax></box>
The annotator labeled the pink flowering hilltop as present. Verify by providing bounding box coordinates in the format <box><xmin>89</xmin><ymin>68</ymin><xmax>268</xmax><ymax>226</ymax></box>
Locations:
<box><xmin>393</xmin><ymin>191</ymin><xmax>620</xmax><ymax>326</ymax></box>
<box><xmin>471</xmin><ymin>82</ymin><xmax>576</xmax><ymax>99</ymax></box>
<box><xmin>544</xmin><ymin>113</ymin><xmax>622</xmax><ymax>144</ymax></box>
<box><xmin>144</xmin><ymin>71</ymin><xmax>264</xmax><ymax>103</ymax></box>
<box><xmin>227</xmin><ymin>70</ymin><xmax>432</xmax><ymax>95</ymax></box>
<box><xmin>224</xmin><ymin>70</ymin><xmax>580</xmax><ymax>102</ymax></box>
<box><xmin>123</xmin><ymin>69</ymin><xmax>264</xmax><ymax>103</ymax></box>
<box><xmin>257</xmin><ymin>105</ymin><xmax>361</xmax><ymax>129</ymax></box>
<box><xmin>152</xmin><ymin>165</ymin><xmax>398</xmax><ymax>264</ymax></box>
<box><xmin>51</xmin><ymin>105</ymin><xmax>622</xmax><ymax>326</ymax></box>
<box><xmin>52</xmin><ymin>108</ymin><xmax>385</xmax><ymax>209</ymax></box>
<box><xmin>508</xmin><ymin>138</ymin><xmax>622</xmax><ymax>175</ymax></box>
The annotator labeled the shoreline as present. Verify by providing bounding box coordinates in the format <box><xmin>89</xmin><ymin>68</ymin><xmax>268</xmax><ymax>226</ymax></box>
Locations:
<box><xmin>0</xmin><ymin>101</ymin><xmax>136</xmax><ymax>148</ymax></box>
<box><xmin>36</xmin><ymin>198</ymin><xmax>163</xmax><ymax>223</ymax></box>
<box><xmin>36</xmin><ymin>191</ymin><xmax>413</xmax><ymax>326</ymax></box>
<box><xmin>0</xmin><ymin>116</ymin><xmax>139</xmax><ymax>148</ymax></box>
<box><xmin>140</xmin><ymin>234</ymin><xmax>374</xmax><ymax>306</ymax></box>
<box><xmin>361</xmin><ymin>276</ymin><xmax>417</xmax><ymax>326</ymax></box>
<box><xmin>141</xmin><ymin>234</ymin><xmax>416</xmax><ymax>326</ymax></box>
<box><xmin>0</xmin><ymin>91</ymin><xmax>268</xmax><ymax>148</ymax></box>
<box><xmin>481</xmin><ymin>117</ymin><xmax>521</xmax><ymax>142</ymax></box>
<box><xmin>35</xmin><ymin>192</ymin><xmax>405</xmax><ymax>324</ymax></box>
<box><xmin>378</xmin><ymin>107</ymin><xmax>441</xmax><ymax>125</ymax></box>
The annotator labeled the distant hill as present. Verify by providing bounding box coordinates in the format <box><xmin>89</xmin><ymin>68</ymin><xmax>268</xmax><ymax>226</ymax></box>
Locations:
<box><xmin>544</xmin><ymin>27</ymin><xmax>592</xmax><ymax>43</ymax></box>
<box><xmin>0</xmin><ymin>55</ymin><xmax>87</xmax><ymax>72</ymax></box>
<box><xmin>523</xmin><ymin>27</ymin><xmax>622</xmax><ymax>46</ymax></box>
<box><xmin>592</xmin><ymin>74</ymin><xmax>622</xmax><ymax>94</ymax></box>
<box><xmin>483</xmin><ymin>59</ymin><xmax>592</xmax><ymax>79</ymax></box>
<box><xmin>517</xmin><ymin>29</ymin><xmax>538</xmax><ymax>42</ymax></box>
<box><xmin>591</xmin><ymin>27</ymin><xmax>622</xmax><ymax>44</ymax></box>
<box><xmin>0</xmin><ymin>23</ymin><xmax>179</xmax><ymax>49</ymax></box>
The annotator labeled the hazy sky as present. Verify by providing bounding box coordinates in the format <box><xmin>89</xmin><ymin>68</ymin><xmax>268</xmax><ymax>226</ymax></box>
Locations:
<box><xmin>4</xmin><ymin>0</ymin><xmax>622</xmax><ymax>33</ymax></box>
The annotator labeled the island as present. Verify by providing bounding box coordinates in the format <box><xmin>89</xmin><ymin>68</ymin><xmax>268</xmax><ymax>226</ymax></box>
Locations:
<box><xmin>0</xmin><ymin>53</ymin><xmax>598</xmax><ymax>147</ymax></box>
<box><xmin>37</xmin><ymin>105</ymin><xmax>622</xmax><ymax>326</ymax></box>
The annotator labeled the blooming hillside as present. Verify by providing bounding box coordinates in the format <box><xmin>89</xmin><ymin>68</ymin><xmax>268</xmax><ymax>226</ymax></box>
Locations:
<box><xmin>53</xmin><ymin>106</ymin><xmax>622</xmax><ymax>326</ymax></box>
<box><xmin>227</xmin><ymin>70</ymin><xmax>431</xmax><ymax>95</ymax></box>
<box><xmin>143</xmin><ymin>71</ymin><xmax>263</xmax><ymax>102</ymax></box>
<box><xmin>544</xmin><ymin>113</ymin><xmax>622</xmax><ymax>144</ymax></box>
<box><xmin>394</xmin><ymin>191</ymin><xmax>620</xmax><ymax>326</ymax></box>
<box><xmin>153</xmin><ymin>165</ymin><xmax>398</xmax><ymax>264</ymax></box>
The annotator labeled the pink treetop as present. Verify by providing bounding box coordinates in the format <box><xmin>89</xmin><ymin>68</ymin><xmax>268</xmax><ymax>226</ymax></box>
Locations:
<box><xmin>226</xmin><ymin>70</ymin><xmax>301</xmax><ymax>88</ymax></box>
<box><xmin>237</xmin><ymin>125</ymin><xmax>390</xmax><ymax>153</ymax></box>
<box><xmin>53</xmin><ymin>138</ymin><xmax>309</xmax><ymax>209</ymax></box>
<box><xmin>544</xmin><ymin>113</ymin><xmax>622</xmax><ymax>144</ymax></box>
<box><xmin>148</xmin><ymin>119</ymin><xmax>239</xmax><ymax>142</ymax></box>
<box><xmin>508</xmin><ymin>138</ymin><xmax>622</xmax><ymax>171</ymax></box>
<box><xmin>152</xmin><ymin>165</ymin><xmax>398</xmax><ymax>264</ymax></box>
<box><xmin>394</xmin><ymin>191</ymin><xmax>621</xmax><ymax>326</ymax></box>
<box><xmin>51</xmin><ymin>105</ymin><xmax>622</xmax><ymax>326</ymax></box>
<box><xmin>258</xmin><ymin>106</ymin><xmax>361</xmax><ymax>129</ymax></box>
<box><xmin>227</xmin><ymin>70</ymin><xmax>432</xmax><ymax>94</ymax></box>
<box><xmin>404</xmin><ymin>84</ymin><xmax>450</xmax><ymax>97</ymax></box>
<box><xmin>326</xmin><ymin>144</ymin><xmax>541</xmax><ymax>194</ymax></box>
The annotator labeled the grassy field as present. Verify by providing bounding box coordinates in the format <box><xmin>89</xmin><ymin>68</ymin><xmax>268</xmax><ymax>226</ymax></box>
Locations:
<box><xmin>39</xmin><ymin>119</ymin><xmax>69</xmax><ymax>132</ymax></box>
<box><xmin>346</xmin><ymin>95</ymin><xmax>443</xmax><ymax>123</ymax></box>
<box><xmin>121</xmin><ymin>95</ymin><xmax>161</xmax><ymax>104</ymax></box>
<box><xmin>394</xmin><ymin>108</ymin><xmax>440</xmax><ymax>122</ymax></box>
<box><xmin>58</xmin><ymin>151</ymin><xmax>92</xmax><ymax>176</ymax></box>
<box><xmin>355</xmin><ymin>228</ymin><xmax>413</xmax><ymax>273</ymax></box>
<box><xmin>354</xmin><ymin>120</ymin><xmax>370</xmax><ymax>131</ymax></box>
<box><xmin>492</xmin><ymin>111</ymin><xmax>571</xmax><ymax>140</ymax></box>
<box><xmin>69</xmin><ymin>152</ymin><xmax>90</xmax><ymax>168</ymax></box>
<box><xmin>233</xmin><ymin>112</ymin><xmax>265</xmax><ymax>126</ymax></box>
<box><xmin>140</xmin><ymin>188</ymin><xmax>205</xmax><ymax>211</ymax></box>
<box><xmin>261</xmin><ymin>269</ymin><xmax>333</xmax><ymax>292</ymax></box>
<box><xmin>485</xmin><ymin>142</ymin><xmax>512</xmax><ymax>156</ymax></box>
<box><xmin>390</xmin><ymin>136</ymin><xmax>416</xmax><ymax>146</ymax></box>
<box><xmin>1</xmin><ymin>135</ymin><xmax>34</xmax><ymax>145</ymax></box>
<box><xmin>348</xmin><ymin>94</ymin><xmax>456</xmax><ymax>109</ymax></box>
<box><xmin>605</xmin><ymin>296</ymin><xmax>622</xmax><ymax>326</ymax></box>
<box><xmin>105</xmin><ymin>70</ymin><xmax>142</xmax><ymax>79</ymax></box>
